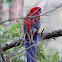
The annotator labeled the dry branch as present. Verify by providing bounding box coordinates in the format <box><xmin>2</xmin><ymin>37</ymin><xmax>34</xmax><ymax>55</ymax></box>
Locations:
<box><xmin>1</xmin><ymin>29</ymin><xmax>62</xmax><ymax>51</ymax></box>
<box><xmin>0</xmin><ymin>3</ymin><xmax>62</xmax><ymax>25</ymax></box>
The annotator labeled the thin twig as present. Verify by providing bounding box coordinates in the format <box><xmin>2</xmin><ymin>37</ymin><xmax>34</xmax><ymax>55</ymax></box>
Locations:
<box><xmin>6</xmin><ymin>31</ymin><xmax>46</xmax><ymax>60</ymax></box>
<box><xmin>0</xmin><ymin>3</ymin><xmax>62</xmax><ymax>25</ymax></box>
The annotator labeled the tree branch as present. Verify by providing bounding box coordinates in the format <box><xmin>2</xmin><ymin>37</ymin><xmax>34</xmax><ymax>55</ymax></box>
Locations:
<box><xmin>1</xmin><ymin>29</ymin><xmax>62</xmax><ymax>51</ymax></box>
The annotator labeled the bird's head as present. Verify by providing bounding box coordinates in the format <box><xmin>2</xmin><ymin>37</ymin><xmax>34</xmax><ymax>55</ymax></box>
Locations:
<box><xmin>30</xmin><ymin>7</ymin><xmax>41</xmax><ymax>15</ymax></box>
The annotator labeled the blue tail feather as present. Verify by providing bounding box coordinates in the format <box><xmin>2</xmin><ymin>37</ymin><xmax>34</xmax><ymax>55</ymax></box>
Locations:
<box><xmin>24</xmin><ymin>33</ymin><xmax>39</xmax><ymax>62</ymax></box>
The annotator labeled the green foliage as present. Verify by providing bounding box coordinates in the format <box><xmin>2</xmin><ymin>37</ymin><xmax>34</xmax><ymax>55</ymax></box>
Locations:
<box><xmin>10</xmin><ymin>46</ymin><xmax>26</xmax><ymax>62</ymax></box>
<box><xmin>37</xmin><ymin>41</ymin><xmax>60</xmax><ymax>62</ymax></box>
<box><xmin>0</xmin><ymin>20</ymin><xmax>23</xmax><ymax>43</ymax></box>
<box><xmin>8</xmin><ymin>24</ymin><xmax>20</xmax><ymax>37</ymax></box>
<box><xmin>3</xmin><ymin>0</ymin><xmax>7</xmax><ymax>4</ymax></box>
<box><xmin>10</xmin><ymin>55</ymin><xmax>26</xmax><ymax>62</ymax></box>
<box><xmin>52</xmin><ymin>51</ymin><xmax>60</xmax><ymax>62</ymax></box>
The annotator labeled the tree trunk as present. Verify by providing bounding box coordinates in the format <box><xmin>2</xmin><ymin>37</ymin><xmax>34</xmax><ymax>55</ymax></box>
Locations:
<box><xmin>9</xmin><ymin>0</ymin><xmax>24</xmax><ymax>21</ymax></box>
<box><xmin>19</xmin><ymin>0</ymin><xmax>24</xmax><ymax>18</ymax></box>
<box><xmin>0</xmin><ymin>0</ymin><xmax>3</xmax><ymax>23</ymax></box>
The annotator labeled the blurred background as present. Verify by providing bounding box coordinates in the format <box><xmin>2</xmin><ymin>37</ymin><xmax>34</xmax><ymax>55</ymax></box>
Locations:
<box><xmin>0</xmin><ymin>0</ymin><xmax>62</xmax><ymax>62</ymax></box>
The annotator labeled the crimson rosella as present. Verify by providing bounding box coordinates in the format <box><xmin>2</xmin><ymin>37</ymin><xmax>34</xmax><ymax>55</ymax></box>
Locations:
<box><xmin>23</xmin><ymin>7</ymin><xmax>41</xmax><ymax>62</ymax></box>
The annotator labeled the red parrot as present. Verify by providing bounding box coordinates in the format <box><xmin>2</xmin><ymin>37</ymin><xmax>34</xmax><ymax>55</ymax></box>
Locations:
<box><xmin>23</xmin><ymin>7</ymin><xmax>41</xmax><ymax>62</ymax></box>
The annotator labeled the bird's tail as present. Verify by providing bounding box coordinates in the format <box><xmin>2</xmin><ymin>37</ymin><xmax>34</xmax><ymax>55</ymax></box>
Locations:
<box><xmin>24</xmin><ymin>41</ymin><xmax>37</xmax><ymax>62</ymax></box>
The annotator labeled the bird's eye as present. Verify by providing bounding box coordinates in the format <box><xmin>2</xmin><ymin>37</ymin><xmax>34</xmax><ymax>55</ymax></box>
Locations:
<box><xmin>38</xmin><ymin>8</ymin><xmax>41</xmax><ymax>11</ymax></box>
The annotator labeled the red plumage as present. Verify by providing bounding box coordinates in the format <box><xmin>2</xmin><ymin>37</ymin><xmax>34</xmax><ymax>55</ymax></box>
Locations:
<box><xmin>24</xmin><ymin>7</ymin><xmax>41</xmax><ymax>33</ymax></box>
<box><xmin>26</xmin><ymin>18</ymin><xmax>31</xmax><ymax>32</ymax></box>
<box><xmin>27</xmin><ymin>7</ymin><xmax>41</xmax><ymax>18</ymax></box>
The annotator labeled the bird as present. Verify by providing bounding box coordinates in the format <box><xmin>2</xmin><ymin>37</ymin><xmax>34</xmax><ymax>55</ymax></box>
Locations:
<box><xmin>23</xmin><ymin>7</ymin><xmax>41</xmax><ymax>62</ymax></box>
